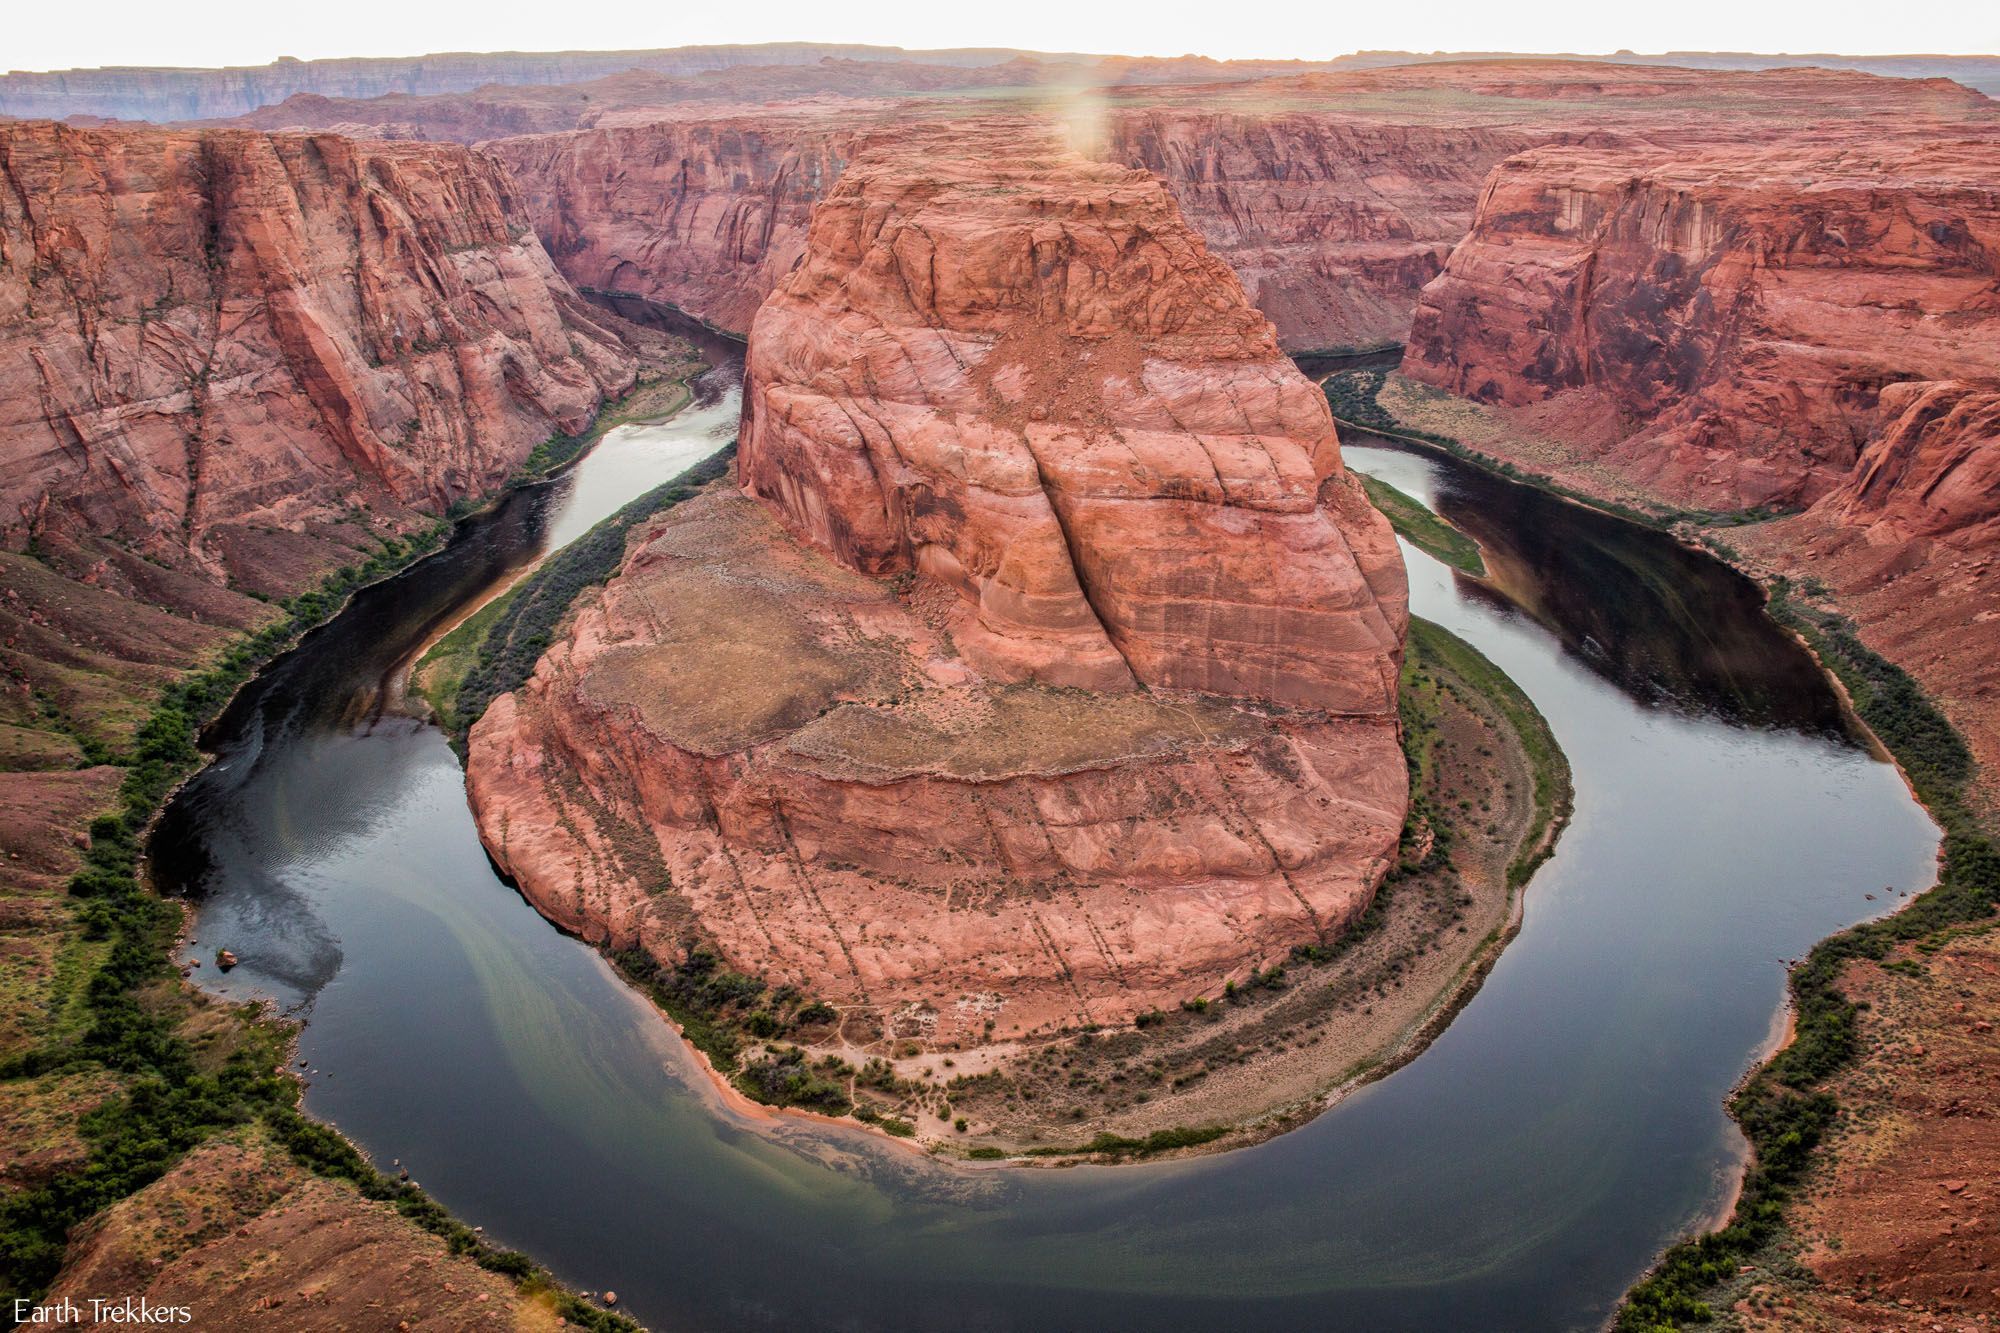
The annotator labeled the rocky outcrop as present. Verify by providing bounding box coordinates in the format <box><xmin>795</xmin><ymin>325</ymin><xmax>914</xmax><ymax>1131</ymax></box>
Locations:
<box><xmin>467</xmin><ymin>127</ymin><xmax>1408</xmax><ymax>1045</ymax></box>
<box><xmin>46</xmin><ymin>1138</ymin><xmax>559</xmax><ymax>1330</ymax></box>
<box><xmin>1</xmin><ymin>120</ymin><xmax>637</xmax><ymax>589</ymax></box>
<box><xmin>1821</xmin><ymin>381</ymin><xmax>2000</xmax><ymax>541</ymax></box>
<box><xmin>738</xmin><ymin>127</ymin><xmax>1406</xmax><ymax>708</ymax></box>
<box><xmin>1404</xmin><ymin>139</ymin><xmax>2000</xmax><ymax>510</ymax></box>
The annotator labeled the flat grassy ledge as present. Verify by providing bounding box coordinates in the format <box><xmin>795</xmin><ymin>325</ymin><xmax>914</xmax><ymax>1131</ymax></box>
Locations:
<box><xmin>1358</xmin><ymin>471</ymin><xmax>1486</xmax><ymax>576</ymax></box>
<box><xmin>1325</xmin><ymin>363</ymin><xmax>2000</xmax><ymax>1331</ymax></box>
<box><xmin>514</xmin><ymin>358</ymin><xmax>699</xmax><ymax>483</ymax></box>
<box><xmin>0</xmin><ymin>356</ymin><xmax>713</xmax><ymax>1326</ymax></box>
<box><xmin>410</xmin><ymin>583</ymin><xmax>520</xmax><ymax>734</ymax></box>
<box><xmin>1407</xmin><ymin>619</ymin><xmax>1570</xmax><ymax>892</ymax></box>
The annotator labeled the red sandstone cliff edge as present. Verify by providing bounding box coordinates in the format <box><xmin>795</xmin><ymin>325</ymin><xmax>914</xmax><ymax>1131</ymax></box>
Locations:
<box><xmin>1</xmin><ymin>119</ymin><xmax>654</xmax><ymax>746</ymax></box>
<box><xmin>2</xmin><ymin>121</ymin><xmax>639</xmax><ymax>585</ymax></box>
<box><xmin>1395</xmin><ymin>134</ymin><xmax>2000</xmax><ymax>807</ymax></box>
<box><xmin>1402</xmin><ymin>139</ymin><xmax>2000</xmax><ymax>512</ymax></box>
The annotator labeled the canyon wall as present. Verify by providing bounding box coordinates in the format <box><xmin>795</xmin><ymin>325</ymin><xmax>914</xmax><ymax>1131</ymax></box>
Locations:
<box><xmin>1403</xmin><ymin>140</ymin><xmax>2000</xmax><ymax>511</ymax></box>
<box><xmin>482</xmin><ymin>64</ymin><xmax>1988</xmax><ymax>354</ymax></box>
<box><xmin>491</xmin><ymin>108</ymin><xmax>1528</xmax><ymax>351</ymax></box>
<box><xmin>2</xmin><ymin>120</ymin><xmax>638</xmax><ymax>591</ymax></box>
<box><xmin>489</xmin><ymin>116</ymin><xmax>869</xmax><ymax>337</ymax></box>
<box><xmin>0</xmin><ymin>118</ymin><xmax>665</xmax><ymax>1328</ymax></box>
<box><xmin>1108</xmin><ymin>112</ymin><xmax>1534</xmax><ymax>351</ymax></box>
<box><xmin>467</xmin><ymin>126</ymin><xmax>1408</xmax><ymax>1045</ymax></box>
<box><xmin>0</xmin><ymin>119</ymin><xmax>648</xmax><ymax>754</ymax></box>
<box><xmin>1398</xmin><ymin>133</ymin><xmax>2000</xmax><ymax>816</ymax></box>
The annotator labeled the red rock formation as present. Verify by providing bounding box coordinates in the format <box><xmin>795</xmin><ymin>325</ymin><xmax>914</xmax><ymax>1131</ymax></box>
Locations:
<box><xmin>1</xmin><ymin>120</ymin><xmax>637</xmax><ymax>589</ymax></box>
<box><xmin>487</xmin><ymin>63</ymin><xmax>1995</xmax><ymax>355</ymax></box>
<box><xmin>1734</xmin><ymin>384</ymin><xmax>2000</xmax><ymax>811</ymax></box>
<box><xmin>1391</xmin><ymin>129</ymin><xmax>2000</xmax><ymax>819</ymax></box>
<box><xmin>467</xmin><ymin>127</ymin><xmax>1408</xmax><ymax>1044</ymax></box>
<box><xmin>490</xmin><ymin>107</ymin><xmax>1528</xmax><ymax>353</ymax></box>
<box><xmin>1823</xmin><ymin>381</ymin><xmax>2000</xmax><ymax>542</ymax></box>
<box><xmin>738</xmin><ymin>127</ymin><xmax>1406</xmax><ymax>709</ymax></box>
<box><xmin>1404</xmin><ymin>139</ymin><xmax>2000</xmax><ymax>510</ymax></box>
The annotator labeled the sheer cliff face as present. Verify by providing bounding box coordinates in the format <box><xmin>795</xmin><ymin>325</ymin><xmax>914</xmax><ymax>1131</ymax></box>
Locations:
<box><xmin>489</xmin><ymin>118</ymin><xmax>865</xmax><ymax>337</ymax></box>
<box><xmin>466</xmin><ymin>128</ymin><xmax>1408</xmax><ymax>1041</ymax></box>
<box><xmin>1396</xmin><ymin>133</ymin><xmax>2000</xmax><ymax>819</ymax></box>
<box><xmin>479</xmin><ymin>64</ymin><xmax>1991</xmax><ymax>357</ymax></box>
<box><xmin>490</xmin><ymin>110</ymin><xmax>1526</xmax><ymax>352</ymax></box>
<box><xmin>1107</xmin><ymin>112</ymin><xmax>1534</xmax><ymax>351</ymax></box>
<box><xmin>737</xmin><ymin>129</ymin><xmax>1407</xmax><ymax>713</ymax></box>
<box><xmin>1403</xmin><ymin>141</ymin><xmax>2000</xmax><ymax>510</ymax></box>
<box><xmin>0</xmin><ymin>121</ymin><xmax>638</xmax><ymax>588</ymax></box>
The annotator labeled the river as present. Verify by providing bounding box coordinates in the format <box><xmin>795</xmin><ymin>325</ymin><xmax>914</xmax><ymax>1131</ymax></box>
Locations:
<box><xmin>149</xmin><ymin>347</ymin><xmax>1938</xmax><ymax>1330</ymax></box>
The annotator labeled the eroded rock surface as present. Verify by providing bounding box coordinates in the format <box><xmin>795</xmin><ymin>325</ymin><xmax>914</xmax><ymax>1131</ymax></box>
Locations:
<box><xmin>737</xmin><ymin>127</ymin><xmax>1407</xmax><ymax>709</ymax></box>
<box><xmin>468</xmin><ymin>128</ymin><xmax>1408</xmax><ymax>1045</ymax></box>
<box><xmin>2</xmin><ymin>121</ymin><xmax>638</xmax><ymax>583</ymax></box>
<box><xmin>490</xmin><ymin>114</ymin><xmax>866</xmax><ymax>337</ymax></box>
<box><xmin>1403</xmin><ymin>139</ymin><xmax>2000</xmax><ymax>511</ymax></box>
<box><xmin>1393</xmin><ymin>131</ymin><xmax>2000</xmax><ymax>817</ymax></box>
<box><xmin>485</xmin><ymin>62</ymin><xmax>1997</xmax><ymax>355</ymax></box>
<box><xmin>47</xmin><ymin>1137</ymin><xmax>560</xmax><ymax>1331</ymax></box>
<box><xmin>1109</xmin><ymin>112</ymin><xmax>1533</xmax><ymax>352</ymax></box>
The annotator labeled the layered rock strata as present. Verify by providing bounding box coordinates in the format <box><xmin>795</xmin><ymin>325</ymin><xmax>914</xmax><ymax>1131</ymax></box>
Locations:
<box><xmin>1108</xmin><ymin>113</ymin><xmax>1533</xmax><ymax>351</ymax></box>
<box><xmin>489</xmin><ymin>115</ymin><xmax>868</xmax><ymax>337</ymax></box>
<box><xmin>467</xmin><ymin>129</ymin><xmax>1409</xmax><ymax>1043</ymax></box>
<box><xmin>2</xmin><ymin>121</ymin><xmax>639</xmax><ymax>585</ymax></box>
<box><xmin>1403</xmin><ymin>140</ymin><xmax>2000</xmax><ymax>511</ymax></box>
<box><xmin>485</xmin><ymin>63</ymin><xmax>1998</xmax><ymax>353</ymax></box>
<box><xmin>1397</xmin><ymin>135</ymin><xmax>2000</xmax><ymax>810</ymax></box>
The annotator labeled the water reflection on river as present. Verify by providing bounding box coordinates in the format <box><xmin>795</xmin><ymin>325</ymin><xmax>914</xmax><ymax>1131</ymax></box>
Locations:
<box><xmin>153</xmin><ymin>389</ymin><xmax>1937</xmax><ymax>1330</ymax></box>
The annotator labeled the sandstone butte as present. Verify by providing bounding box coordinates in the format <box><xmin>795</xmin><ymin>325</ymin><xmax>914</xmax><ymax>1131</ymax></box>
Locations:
<box><xmin>465</xmin><ymin>125</ymin><xmax>1410</xmax><ymax>1048</ymax></box>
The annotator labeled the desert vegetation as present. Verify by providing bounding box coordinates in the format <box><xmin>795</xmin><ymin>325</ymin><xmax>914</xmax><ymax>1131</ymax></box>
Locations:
<box><xmin>1356</xmin><ymin>471</ymin><xmax>1485</xmax><ymax>575</ymax></box>
<box><xmin>1618</xmin><ymin>586</ymin><xmax>2000</xmax><ymax>1330</ymax></box>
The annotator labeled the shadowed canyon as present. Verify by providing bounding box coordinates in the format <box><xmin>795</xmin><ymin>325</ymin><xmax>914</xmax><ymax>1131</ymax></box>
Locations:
<box><xmin>2</xmin><ymin>37</ymin><xmax>1997</xmax><ymax>1333</ymax></box>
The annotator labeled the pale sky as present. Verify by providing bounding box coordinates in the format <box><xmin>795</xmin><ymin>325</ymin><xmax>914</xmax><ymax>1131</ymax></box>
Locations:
<box><xmin>8</xmin><ymin>0</ymin><xmax>1997</xmax><ymax>72</ymax></box>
